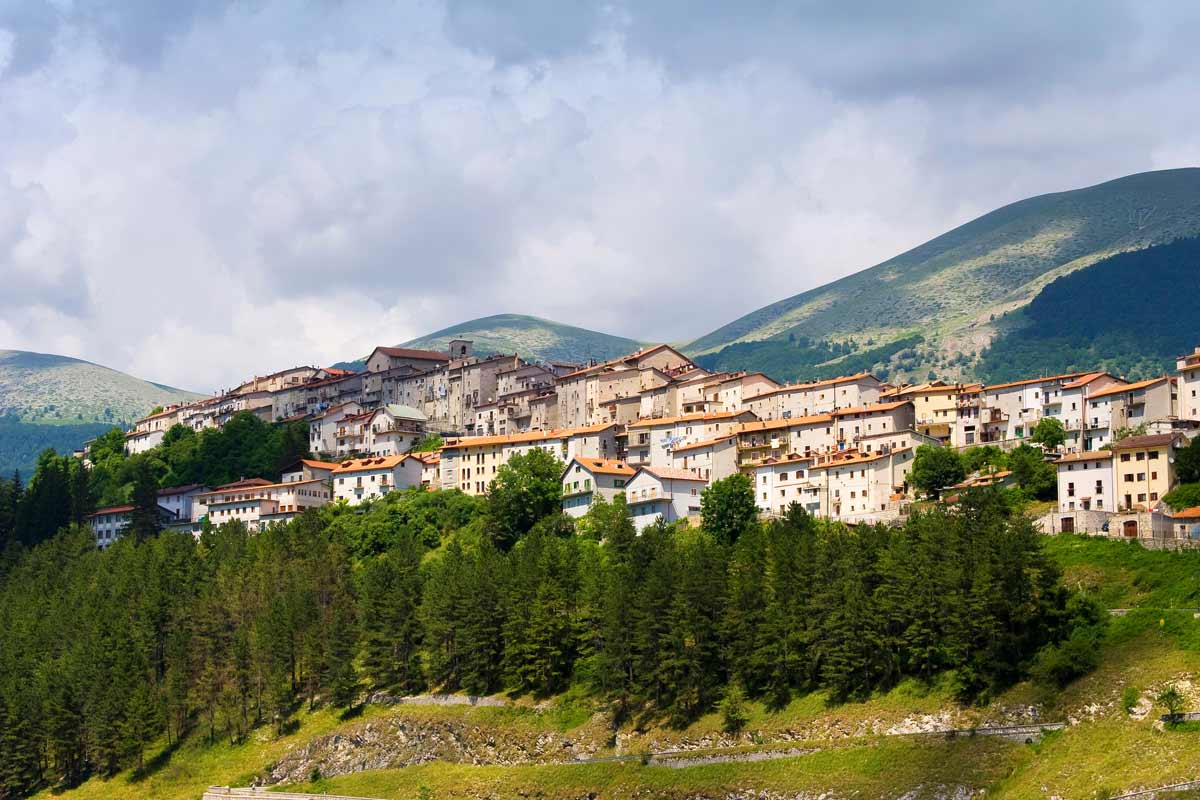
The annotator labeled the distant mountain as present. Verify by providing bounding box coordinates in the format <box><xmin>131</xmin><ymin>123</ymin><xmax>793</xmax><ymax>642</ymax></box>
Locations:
<box><xmin>0</xmin><ymin>350</ymin><xmax>203</xmax><ymax>473</ymax></box>
<box><xmin>339</xmin><ymin>314</ymin><xmax>645</xmax><ymax>369</ymax></box>
<box><xmin>686</xmin><ymin>168</ymin><xmax>1200</xmax><ymax>382</ymax></box>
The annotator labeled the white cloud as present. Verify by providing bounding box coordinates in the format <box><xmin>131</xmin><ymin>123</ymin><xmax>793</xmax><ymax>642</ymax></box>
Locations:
<box><xmin>0</xmin><ymin>1</ymin><xmax>1198</xmax><ymax>389</ymax></box>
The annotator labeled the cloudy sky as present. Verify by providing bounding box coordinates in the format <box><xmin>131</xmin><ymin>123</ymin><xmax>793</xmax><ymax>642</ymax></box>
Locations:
<box><xmin>2</xmin><ymin>1</ymin><xmax>1198</xmax><ymax>391</ymax></box>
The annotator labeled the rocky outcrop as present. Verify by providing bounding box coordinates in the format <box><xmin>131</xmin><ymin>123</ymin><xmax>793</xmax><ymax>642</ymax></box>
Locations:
<box><xmin>268</xmin><ymin>715</ymin><xmax>607</xmax><ymax>783</ymax></box>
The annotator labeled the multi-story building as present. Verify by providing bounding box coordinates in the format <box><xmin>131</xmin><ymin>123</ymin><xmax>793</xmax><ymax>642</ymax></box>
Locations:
<box><xmin>1085</xmin><ymin>376</ymin><xmax>1176</xmax><ymax>451</ymax></box>
<box><xmin>365</xmin><ymin>345</ymin><xmax>453</xmax><ymax>375</ymax></box>
<box><xmin>561</xmin><ymin>458</ymin><xmax>636</xmax><ymax>518</ymax></box>
<box><xmin>831</xmin><ymin>401</ymin><xmax>916</xmax><ymax>450</ymax></box>
<box><xmin>623</xmin><ymin>466</ymin><xmax>708</xmax><ymax>532</ymax></box>
<box><xmin>89</xmin><ymin>503</ymin><xmax>178</xmax><ymax>549</ymax></box>
<box><xmin>1178</xmin><ymin>346</ymin><xmax>1200</xmax><ymax>422</ymax></box>
<box><xmin>742</xmin><ymin>372</ymin><xmax>884</xmax><ymax>421</ymax></box>
<box><xmin>309</xmin><ymin>402</ymin><xmax>364</xmax><ymax>455</ymax></box>
<box><xmin>983</xmin><ymin>372</ymin><xmax>1092</xmax><ymax>442</ymax></box>
<box><xmin>440</xmin><ymin>423</ymin><xmax>621</xmax><ymax>496</ymax></box>
<box><xmin>1111</xmin><ymin>432</ymin><xmax>1188</xmax><ymax>511</ymax></box>
<box><xmin>556</xmin><ymin>345</ymin><xmax>696</xmax><ymax>429</ymax></box>
<box><xmin>625</xmin><ymin>411</ymin><xmax>757</xmax><ymax>469</ymax></box>
<box><xmin>669</xmin><ymin>434</ymin><xmax>740</xmax><ymax>481</ymax></box>
<box><xmin>331</xmin><ymin>455</ymin><xmax>423</xmax><ymax>504</ymax></box>
<box><xmin>735</xmin><ymin>414</ymin><xmax>836</xmax><ymax>468</ymax></box>
<box><xmin>1055</xmin><ymin>451</ymin><xmax>1114</xmax><ymax>513</ymax></box>
<box><xmin>881</xmin><ymin>382</ymin><xmax>989</xmax><ymax>447</ymax></box>
<box><xmin>753</xmin><ymin>455</ymin><xmax>819</xmax><ymax>517</ymax></box>
<box><xmin>804</xmin><ymin>447</ymin><xmax>915</xmax><ymax>523</ymax></box>
<box><xmin>156</xmin><ymin>484</ymin><xmax>210</xmax><ymax>523</ymax></box>
<box><xmin>196</xmin><ymin>477</ymin><xmax>331</xmax><ymax>530</ymax></box>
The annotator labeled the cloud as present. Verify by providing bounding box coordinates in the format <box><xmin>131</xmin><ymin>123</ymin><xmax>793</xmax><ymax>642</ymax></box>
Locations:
<box><xmin>0</xmin><ymin>1</ymin><xmax>1198</xmax><ymax>390</ymax></box>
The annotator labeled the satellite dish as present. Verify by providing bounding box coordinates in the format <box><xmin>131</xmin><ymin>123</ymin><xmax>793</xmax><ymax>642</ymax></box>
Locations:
<box><xmin>1169</xmin><ymin>457</ymin><xmax>1176</xmax><ymax>464</ymax></box>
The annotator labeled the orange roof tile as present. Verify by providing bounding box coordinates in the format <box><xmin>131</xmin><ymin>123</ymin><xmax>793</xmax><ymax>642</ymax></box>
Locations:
<box><xmin>985</xmin><ymin>371</ymin><xmax>1091</xmax><ymax>391</ymax></box>
<box><xmin>333</xmin><ymin>455</ymin><xmax>411</xmax><ymax>474</ymax></box>
<box><xmin>567</xmin><ymin>458</ymin><xmax>636</xmax><ymax>477</ymax></box>
<box><xmin>1086</xmin><ymin>375</ymin><xmax>1171</xmax><ymax>400</ymax></box>
<box><xmin>670</xmin><ymin>434</ymin><xmax>737</xmax><ymax>453</ymax></box>
<box><xmin>744</xmin><ymin>372</ymin><xmax>881</xmax><ymax>402</ymax></box>
<box><xmin>831</xmin><ymin>400</ymin><xmax>913</xmax><ymax>417</ymax></box>
<box><xmin>628</xmin><ymin>411</ymin><xmax>753</xmax><ymax>429</ymax></box>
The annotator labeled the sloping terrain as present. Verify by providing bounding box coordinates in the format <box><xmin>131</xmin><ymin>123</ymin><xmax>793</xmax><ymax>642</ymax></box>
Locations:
<box><xmin>686</xmin><ymin>168</ymin><xmax>1200</xmax><ymax>381</ymax></box>
<box><xmin>33</xmin><ymin>535</ymin><xmax>1200</xmax><ymax>800</ymax></box>
<box><xmin>977</xmin><ymin>236</ymin><xmax>1200</xmax><ymax>382</ymax></box>
<box><xmin>339</xmin><ymin>314</ymin><xmax>645</xmax><ymax>370</ymax></box>
<box><xmin>0</xmin><ymin>349</ymin><xmax>203</xmax><ymax>472</ymax></box>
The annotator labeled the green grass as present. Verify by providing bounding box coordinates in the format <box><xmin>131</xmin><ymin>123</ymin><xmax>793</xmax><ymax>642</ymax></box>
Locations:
<box><xmin>285</xmin><ymin>736</ymin><xmax>1024</xmax><ymax>800</ymax></box>
<box><xmin>1043</xmin><ymin>534</ymin><xmax>1200</xmax><ymax>609</ymax></box>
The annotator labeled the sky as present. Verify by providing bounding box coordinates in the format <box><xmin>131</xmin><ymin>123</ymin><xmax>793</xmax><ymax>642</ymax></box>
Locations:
<box><xmin>2</xmin><ymin>1</ymin><xmax>1199</xmax><ymax>392</ymax></box>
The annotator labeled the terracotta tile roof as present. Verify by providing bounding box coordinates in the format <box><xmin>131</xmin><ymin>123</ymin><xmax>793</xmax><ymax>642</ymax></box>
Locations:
<box><xmin>89</xmin><ymin>505</ymin><xmax>135</xmax><ymax>516</ymax></box>
<box><xmin>443</xmin><ymin>422</ymin><xmax>617</xmax><ymax>449</ymax></box>
<box><xmin>756</xmin><ymin>454</ymin><xmax>815</xmax><ymax>467</ymax></box>
<box><xmin>736</xmin><ymin>414</ymin><xmax>834</xmax><ymax>433</ymax></box>
<box><xmin>1056</xmin><ymin>451</ymin><xmax>1113</xmax><ymax>464</ymax></box>
<box><xmin>1170</xmin><ymin>507</ymin><xmax>1200</xmax><ymax>519</ymax></box>
<box><xmin>882</xmin><ymin>382</ymin><xmax>983</xmax><ymax>398</ymax></box>
<box><xmin>744</xmin><ymin>372</ymin><xmax>881</xmax><ymax>402</ymax></box>
<box><xmin>333</xmin><ymin>455</ymin><xmax>410</xmax><ymax>474</ymax></box>
<box><xmin>373</xmin><ymin>346</ymin><xmax>451</xmax><ymax>361</ymax></box>
<box><xmin>566</xmin><ymin>458</ymin><xmax>636</xmax><ymax>477</ymax></box>
<box><xmin>831</xmin><ymin>400</ymin><xmax>913</xmax><ymax>417</ymax></box>
<box><xmin>807</xmin><ymin>447</ymin><xmax>911</xmax><ymax>471</ymax></box>
<box><xmin>1111</xmin><ymin>433</ymin><xmax>1184</xmax><ymax>450</ymax></box>
<box><xmin>639</xmin><ymin>466</ymin><xmax>708</xmax><ymax>482</ymax></box>
<box><xmin>670</xmin><ymin>434</ymin><xmax>737</xmax><ymax>453</ymax></box>
<box><xmin>985</xmin><ymin>371</ymin><xmax>1091</xmax><ymax>391</ymax></box>
<box><xmin>198</xmin><ymin>478</ymin><xmax>325</xmax><ymax>499</ymax></box>
<box><xmin>1086</xmin><ymin>375</ymin><xmax>1171</xmax><ymax>400</ymax></box>
<box><xmin>557</xmin><ymin>344</ymin><xmax>681</xmax><ymax>380</ymax></box>
<box><xmin>285</xmin><ymin>459</ymin><xmax>341</xmax><ymax>471</ymax></box>
<box><xmin>1062</xmin><ymin>372</ymin><xmax>1116</xmax><ymax>389</ymax></box>
<box><xmin>628</xmin><ymin>411</ymin><xmax>753</xmax><ymax>429</ymax></box>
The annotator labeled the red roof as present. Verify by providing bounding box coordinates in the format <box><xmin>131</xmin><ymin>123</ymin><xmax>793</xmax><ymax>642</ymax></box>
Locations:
<box><xmin>373</xmin><ymin>346</ymin><xmax>451</xmax><ymax>361</ymax></box>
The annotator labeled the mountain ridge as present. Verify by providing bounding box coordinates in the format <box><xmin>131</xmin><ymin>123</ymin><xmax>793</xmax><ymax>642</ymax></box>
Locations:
<box><xmin>683</xmin><ymin>168</ymin><xmax>1200</xmax><ymax>380</ymax></box>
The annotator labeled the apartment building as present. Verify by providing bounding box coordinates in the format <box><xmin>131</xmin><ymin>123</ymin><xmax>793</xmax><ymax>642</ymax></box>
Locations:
<box><xmin>742</xmin><ymin>372</ymin><xmax>884</xmax><ymax>421</ymax></box>
<box><xmin>983</xmin><ymin>372</ymin><xmax>1091</xmax><ymax>442</ymax></box>
<box><xmin>561</xmin><ymin>458</ymin><xmax>636</xmax><ymax>518</ymax></box>
<box><xmin>309</xmin><ymin>402</ymin><xmax>364</xmax><ymax>455</ymax></box>
<box><xmin>1055</xmin><ymin>451</ymin><xmax>1114</xmax><ymax>513</ymax></box>
<box><xmin>624</xmin><ymin>466</ymin><xmax>708</xmax><ymax>532</ymax></box>
<box><xmin>753</xmin><ymin>455</ymin><xmax>820</xmax><ymax>517</ymax></box>
<box><xmin>196</xmin><ymin>477</ymin><xmax>331</xmax><ymax>530</ymax></box>
<box><xmin>703</xmin><ymin>372</ymin><xmax>781</xmax><ymax>413</ymax></box>
<box><xmin>1085</xmin><ymin>377</ymin><xmax>1176</xmax><ymax>450</ymax></box>
<box><xmin>625</xmin><ymin>410</ymin><xmax>757</xmax><ymax>469</ymax></box>
<box><xmin>805</xmin><ymin>447</ymin><xmax>915</xmax><ymax>523</ymax></box>
<box><xmin>882</xmin><ymin>382</ymin><xmax>991</xmax><ymax>447</ymax></box>
<box><xmin>89</xmin><ymin>503</ymin><xmax>179</xmax><ymax>549</ymax></box>
<box><xmin>556</xmin><ymin>345</ymin><xmax>695</xmax><ymax>429</ymax></box>
<box><xmin>365</xmin><ymin>345</ymin><xmax>453</xmax><ymax>374</ymax></box>
<box><xmin>332</xmin><ymin>455</ymin><xmax>423</xmax><ymax>504</ymax></box>
<box><xmin>1179</xmin><ymin>346</ymin><xmax>1200</xmax><ymax>421</ymax></box>
<box><xmin>669</xmin><ymin>434</ymin><xmax>739</xmax><ymax>481</ymax></box>
<box><xmin>831</xmin><ymin>401</ymin><xmax>915</xmax><ymax>450</ymax></box>
<box><xmin>440</xmin><ymin>423</ymin><xmax>621</xmax><ymax>496</ymax></box>
<box><xmin>1111</xmin><ymin>433</ymin><xmax>1187</xmax><ymax>511</ymax></box>
<box><xmin>735</xmin><ymin>414</ymin><xmax>836</xmax><ymax>468</ymax></box>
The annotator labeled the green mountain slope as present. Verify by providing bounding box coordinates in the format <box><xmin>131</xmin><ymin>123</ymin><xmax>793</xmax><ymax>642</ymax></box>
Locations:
<box><xmin>977</xmin><ymin>236</ymin><xmax>1200</xmax><ymax>382</ymax></box>
<box><xmin>340</xmin><ymin>314</ymin><xmax>644</xmax><ymax>369</ymax></box>
<box><xmin>0</xmin><ymin>350</ymin><xmax>203</xmax><ymax>473</ymax></box>
<box><xmin>686</xmin><ymin>168</ymin><xmax>1200</xmax><ymax>380</ymax></box>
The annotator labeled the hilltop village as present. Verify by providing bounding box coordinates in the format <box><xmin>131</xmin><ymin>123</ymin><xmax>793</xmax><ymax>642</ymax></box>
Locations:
<box><xmin>85</xmin><ymin>339</ymin><xmax>1200</xmax><ymax>548</ymax></box>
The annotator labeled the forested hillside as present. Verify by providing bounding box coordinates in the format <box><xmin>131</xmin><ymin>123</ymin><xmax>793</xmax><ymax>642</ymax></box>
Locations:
<box><xmin>0</xmin><ymin>436</ymin><xmax>1101</xmax><ymax>798</ymax></box>
<box><xmin>978</xmin><ymin>236</ymin><xmax>1200</xmax><ymax>382</ymax></box>
<box><xmin>686</xmin><ymin>168</ymin><xmax>1200</xmax><ymax>382</ymax></box>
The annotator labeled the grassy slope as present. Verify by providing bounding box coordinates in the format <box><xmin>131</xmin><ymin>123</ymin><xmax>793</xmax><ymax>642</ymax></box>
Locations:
<box><xmin>0</xmin><ymin>350</ymin><xmax>203</xmax><ymax>426</ymax></box>
<box><xmin>35</xmin><ymin>535</ymin><xmax>1200</xmax><ymax>800</ymax></box>
<box><xmin>684</xmin><ymin>168</ymin><xmax>1200</xmax><ymax>367</ymax></box>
